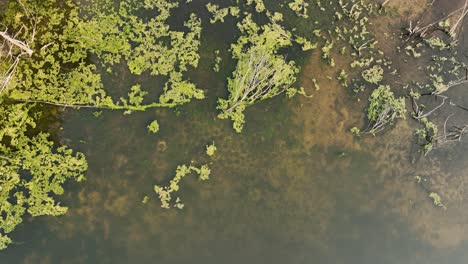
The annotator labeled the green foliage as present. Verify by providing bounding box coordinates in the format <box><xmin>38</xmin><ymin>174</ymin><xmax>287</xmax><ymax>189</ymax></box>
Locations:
<box><xmin>0</xmin><ymin>103</ymin><xmax>87</xmax><ymax>249</ymax></box>
<box><xmin>404</xmin><ymin>45</ymin><xmax>422</xmax><ymax>58</ymax></box>
<box><xmin>0</xmin><ymin>235</ymin><xmax>12</xmax><ymax>251</ymax></box>
<box><xmin>295</xmin><ymin>36</ymin><xmax>317</xmax><ymax>51</ymax></box>
<box><xmin>415</xmin><ymin>117</ymin><xmax>438</xmax><ymax>155</ymax></box>
<box><xmin>367</xmin><ymin>85</ymin><xmax>406</xmax><ymax>122</ymax></box>
<box><xmin>147</xmin><ymin>120</ymin><xmax>160</xmax><ymax>134</ymax></box>
<box><xmin>217</xmin><ymin>15</ymin><xmax>300</xmax><ymax>132</ymax></box>
<box><xmin>3</xmin><ymin>0</ymin><xmax>204</xmax><ymax>110</ymax></box>
<box><xmin>213</xmin><ymin>50</ymin><xmax>222</xmax><ymax>72</ymax></box>
<box><xmin>206</xmin><ymin>3</ymin><xmax>232</xmax><ymax>23</ymax></box>
<box><xmin>321</xmin><ymin>41</ymin><xmax>335</xmax><ymax>66</ymax></box>
<box><xmin>425</xmin><ymin>37</ymin><xmax>449</xmax><ymax>50</ymax></box>
<box><xmin>153</xmin><ymin>141</ymin><xmax>217</xmax><ymax>209</ymax></box>
<box><xmin>154</xmin><ymin>164</ymin><xmax>191</xmax><ymax>209</ymax></box>
<box><xmin>288</xmin><ymin>0</ymin><xmax>309</xmax><ymax>18</ymax></box>
<box><xmin>365</xmin><ymin>85</ymin><xmax>406</xmax><ymax>134</ymax></box>
<box><xmin>0</xmin><ymin>0</ymin><xmax>207</xmax><ymax>249</ymax></box>
<box><xmin>153</xmin><ymin>163</ymin><xmax>211</xmax><ymax>209</ymax></box>
<box><xmin>350</xmin><ymin>127</ymin><xmax>361</xmax><ymax>137</ymax></box>
<box><xmin>3</xmin><ymin>0</ymin><xmax>111</xmax><ymax>107</ymax></box>
<box><xmin>206</xmin><ymin>142</ymin><xmax>217</xmax><ymax>157</ymax></box>
<box><xmin>362</xmin><ymin>65</ymin><xmax>384</xmax><ymax>84</ymax></box>
<box><xmin>429</xmin><ymin>192</ymin><xmax>446</xmax><ymax>209</ymax></box>
<box><xmin>246</xmin><ymin>0</ymin><xmax>266</xmax><ymax>13</ymax></box>
<box><xmin>338</xmin><ymin>69</ymin><xmax>348</xmax><ymax>87</ymax></box>
<box><xmin>191</xmin><ymin>165</ymin><xmax>211</xmax><ymax>181</ymax></box>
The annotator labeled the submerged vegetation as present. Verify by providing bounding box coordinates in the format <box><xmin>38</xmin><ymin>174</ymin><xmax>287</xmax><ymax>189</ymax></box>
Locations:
<box><xmin>0</xmin><ymin>102</ymin><xmax>87</xmax><ymax>249</ymax></box>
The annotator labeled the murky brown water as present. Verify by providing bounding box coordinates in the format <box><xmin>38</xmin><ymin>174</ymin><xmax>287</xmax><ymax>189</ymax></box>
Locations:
<box><xmin>2</xmin><ymin>0</ymin><xmax>468</xmax><ymax>263</ymax></box>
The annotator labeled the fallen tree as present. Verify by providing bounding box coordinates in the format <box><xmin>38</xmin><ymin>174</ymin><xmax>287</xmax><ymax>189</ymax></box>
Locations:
<box><xmin>363</xmin><ymin>85</ymin><xmax>407</xmax><ymax>135</ymax></box>
<box><xmin>217</xmin><ymin>15</ymin><xmax>303</xmax><ymax>132</ymax></box>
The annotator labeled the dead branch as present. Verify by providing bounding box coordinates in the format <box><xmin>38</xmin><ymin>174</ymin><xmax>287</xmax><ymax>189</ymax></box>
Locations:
<box><xmin>0</xmin><ymin>55</ymin><xmax>21</xmax><ymax>94</ymax></box>
<box><xmin>433</xmin><ymin>76</ymin><xmax>468</xmax><ymax>95</ymax></box>
<box><xmin>364</xmin><ymin>104</ymin><xmax>399</xmax><ymax>134</ymax></box>
<box><xmin>449</xmin><ymin>0</ymin><xmax>468</xmax><ymax>37</ymax></box>
<box><xmin>406</xmin><ymin>0</ymin><xmax>468</xmax><ymax>39</ymax></box>
<box><xmin>381</xmin><ymin>0</ymin><xmax>391</xmax><ymax>8</ymax></box>
<box><xmin>435</xmin><ymin>114</ymin><xmax>468</xmax><ymax>143</ymax></box>
<box><xmin>225</xmin><ymin>48</ymin><xmax>292</xmax><ymax>113</ymax></box>
<box><xmin>411</xmin><ymin>94</ymin><xmax>447</xmax><ymax>120</ymax></box>
<box><xmin>0</xmin><ymin>31</ymin><xmax>33</xmax><ymax>56</ymax></box>
<box><xmin>0</xmin><ymin>1</ymin><xmax>37</xmax><ymax>96</ymax></box>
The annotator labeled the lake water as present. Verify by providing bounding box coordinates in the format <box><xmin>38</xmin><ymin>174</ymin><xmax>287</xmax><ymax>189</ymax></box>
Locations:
<box><xmin>1</xmin><ymin>0</ymin><xmax>468</xmax><ymax>263</ymax></box>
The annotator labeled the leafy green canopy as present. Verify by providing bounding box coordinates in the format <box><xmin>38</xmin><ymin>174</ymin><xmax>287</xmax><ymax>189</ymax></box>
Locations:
<box><xmin>0</xmin><ymin>0</ymin><xmax>205</xmax><ymax>250</ymax></box>
<box><xmin>0</xmin><ymin>102</ymin><xmax>87</xmax><ymax>250</ymax></box>
<box><xmin>217</xmin><ymin>14</ymin><xmax>302</xmax><ymax>132</ymax></box>
<box><xmin>3</xmin><ymin>0</ymin><xmax>204</xmax><ymax>110</ymax></box>
<box><xmin>154</xmin><ymin>164</ymin><xmax>211</xmax><ymax>209</ymax></box>
<box><xmin>366</xmin><ymin>85</ymin><xmax>406</xmax><ymax>134</ymax></box>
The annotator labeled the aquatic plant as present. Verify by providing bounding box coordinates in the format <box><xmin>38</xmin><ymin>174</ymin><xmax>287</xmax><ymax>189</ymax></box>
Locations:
<box><xmin>217</xmin><ymin>15</ymin><xmax>300</xmax><ymax>132</ymax></box>
<box><xmin>403</xmin><ymin>1</ymin><xmax>468</xmax><ymax>40</ymax></box>
<box><xmin>153</xmin><ymin>164</ymin><xmax>211</xmax><ymax>209</ymax></box>
<box><xmin>350</xmin><ymin>127</ymin><xmax>361</xmax><ymax>137</ymax></box>
<box><xmin>153</xmin><ymin>141</ymin><xmax>216</xmax><ymax>209</ymax></box>
<box><xmin>362</xmin><ymin>65</ymin><xmax>384</xmax><ymax>84</ymax></box>
<box><xmin>288</xmin><ymin>0</ymin><xmax>309</xmax><ymax>18</ymax></box>
<box><xmin>338</xmin><ymin>69</ymin><xmax>349</xmax><ymax>87</ymax></box>
<box><xmin>401</xmin><ymin>26</ymin><xmax>467</xmax><ymax>154</ymax></box>
<box><xmin>429</xmin><ymin>192</ymin><xmax>446</xmax><ymax>210</ymax></box>
<box><xmin>415</xmin><ymin>118</ymin><xmax>438</xmax><ymax>155</ymax></box>
<box><xmin>206</xmin><ymin>3</ymin><xmax>240</xmax><ymax>23</ymax></box>
<box><xmin>0</xmin><ymin>0</ymin><xmax>207</xmax><ymax>249</ymax></box>
<box><xmin>246</xmin><ymin>0</ymin><xmax>265</xmax><ymax>13</ymax></box>
<box><xmin>206</xmin><ymin>3</ymin><xmax>229</xmax><ymax>23</ymax></box>
<box><xmin>206</xmin><ymin>142</ymin><xmax>217</xmax><ymax>156</ymax></box>
<box><xmin>213</xmin><ymin>50</ymin><xmax>222</xmax><ymax>73</ymax></box>
<box><xmin>2</xmin><ymin>0</ymin><xmax>204</xmax><ymax>110</ymax></box>
<box><xmin>147</xmin><ymin>120</ymin><xmax>160</xmax><ymax>134</ymax></box>
<box><xmin>0</xmin><ymin>103</ymin><xmax>87</xmax><ymax>249</ymax></box>
<box><xmin>365</xmin><ymin>85</ymin><xmax>406</xmax><ymax>134</ymax></box>
<box><xmin>321</xmin><ymin>41</ymin><xmax>335</xmax><ymax>66</ymax></box>
<box><xmin>154</xmin><ymin>164</ymin><xmax>191</xmax><ymax>209</ymax></box>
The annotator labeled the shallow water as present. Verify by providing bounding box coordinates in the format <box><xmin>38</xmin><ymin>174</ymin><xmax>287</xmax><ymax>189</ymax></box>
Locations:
<box><xmin>2</xmin><ymin>0</ymin><xmax>468</xmax><ymax>263</ymax></box>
